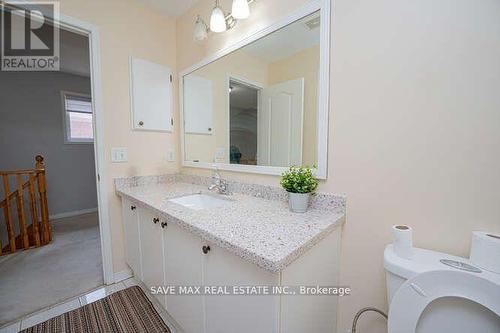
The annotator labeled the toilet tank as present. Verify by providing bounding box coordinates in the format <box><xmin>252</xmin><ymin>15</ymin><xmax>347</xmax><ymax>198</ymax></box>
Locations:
<box><xmin>383</xmin><ymin>245</ymin><xmax>467</xmax><ymax>306</ymax></box>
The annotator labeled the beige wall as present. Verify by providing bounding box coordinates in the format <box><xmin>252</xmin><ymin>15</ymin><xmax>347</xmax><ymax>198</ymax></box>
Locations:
<box><xmin>178</xmin><ymin>1</ymin><xmax>500</xmax><ymax>333</ymax></box>
<box><xmin>59</xmin><ymin>0</ymin><xmax>180</xmax><ymax>274</ymax></box>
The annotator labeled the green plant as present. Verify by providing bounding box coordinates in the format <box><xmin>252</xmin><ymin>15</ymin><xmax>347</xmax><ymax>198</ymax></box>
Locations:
<box><xmin>280</xmin><ymin>166</ymin><xmax>319</xmax><ymax>194</ymax></box>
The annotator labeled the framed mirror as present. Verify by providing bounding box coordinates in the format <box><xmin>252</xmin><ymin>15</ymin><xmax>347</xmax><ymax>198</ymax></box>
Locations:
<box><xmin>180</xmin><ymin>0</ymin><xmax>330</xmax><ymax>178</ymax></box>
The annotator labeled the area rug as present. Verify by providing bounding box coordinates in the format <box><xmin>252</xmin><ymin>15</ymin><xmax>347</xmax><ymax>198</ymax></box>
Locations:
<box><xmin>21</xmin><ymin>286</ymin><xmax>171</xmax><ymax>333</ymax></box>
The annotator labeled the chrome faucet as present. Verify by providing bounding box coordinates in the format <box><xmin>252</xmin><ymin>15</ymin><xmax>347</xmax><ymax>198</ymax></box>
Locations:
<box><xmin>208</xmin><ymin>165</ymin><xmax>229</xmax><ymax>195</ymax></box>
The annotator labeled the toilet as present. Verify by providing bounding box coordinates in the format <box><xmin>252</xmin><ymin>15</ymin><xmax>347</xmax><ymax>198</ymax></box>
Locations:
<box><xmin>384</xmin><ymin>244</ymin><xmax>500</xmax><ymax>333</ymax></box>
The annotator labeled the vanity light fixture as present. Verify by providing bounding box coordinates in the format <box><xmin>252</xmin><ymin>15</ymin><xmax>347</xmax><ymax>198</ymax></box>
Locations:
<box><xmin>194</xmin><ymin>15</ymin><xmax>209</xmax><ymax>41</ymax></box>
<box><xmin>195</xmin><ymin>0</ymin><xmax>255</xmax><ymax>41</ymax></box>
<box><xmin>232</xmin><ymin>0</ymin><xmax>250</xmax><ymax>20</ymax></box>
<box><xmin>210</xmin><ymin>0</ymin><xmax>227</xmax><ymax>33</ymax></box>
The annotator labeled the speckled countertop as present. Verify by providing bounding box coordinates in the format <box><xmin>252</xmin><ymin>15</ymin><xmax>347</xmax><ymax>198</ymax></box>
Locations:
<box><xmin>115</xmin><ymin>174</ymin><xmax>345</xmax><ymax>273</ymax></box>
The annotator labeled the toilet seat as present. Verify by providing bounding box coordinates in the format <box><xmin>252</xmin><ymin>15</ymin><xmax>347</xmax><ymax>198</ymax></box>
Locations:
<box><xmin>388</xmin><ymin>269</ymin><xmax>500</xmax><ymax>333</ymax></box>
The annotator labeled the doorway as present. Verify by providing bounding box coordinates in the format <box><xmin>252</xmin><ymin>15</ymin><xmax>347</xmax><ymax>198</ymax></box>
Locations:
<box><xmin>0</xmin><ymin>6</ymin><xmax>112</xmax><ymax>326</ymax></box>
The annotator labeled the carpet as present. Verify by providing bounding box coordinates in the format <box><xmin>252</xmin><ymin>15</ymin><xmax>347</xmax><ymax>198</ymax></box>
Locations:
<box><xmin>21</xmin><ymin>286</ymin><xmax>171</xmax><ymax>333</ymax></box>
<box><xmin>0</xmin><ymin>212</ymin><xmax>104</xmax><ymax>324</ymax></box>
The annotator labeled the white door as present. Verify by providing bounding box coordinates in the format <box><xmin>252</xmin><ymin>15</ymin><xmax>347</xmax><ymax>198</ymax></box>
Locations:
<box><xmin>139</xmin><ymin>208</ymin><xmax>166</xmax><ymax>306</ymax></box>
<box><xmin>163</xmin><ymin>223</ymin><xmax>205</xmax><ymax>333</ymax></box>
<box><xmin>258</xmin><ymin>78</ymin><xmax>304</xmax><ymax>167</ymax></box>
<box><xmin>121</xmin><ymin>198</ymin><xmax>142</xmax><ymax>280</ymax></box>
<box><xmin>184</xmin><ymin>74</ymin><xmax>214</xmax><ymax>135</ymax></box>
<box><xmin>203</xmin><ymin>243</ymin><xmax>280</xmax><ymax>333</ymax></box>
<box><xmin>131</xmin><ymin>58</ymin><xmax>173</xmax><ymax>131</ymax></box>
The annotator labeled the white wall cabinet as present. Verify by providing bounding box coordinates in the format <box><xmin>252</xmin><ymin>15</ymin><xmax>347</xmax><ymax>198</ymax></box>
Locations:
<box><xmin>130</xmin><ymin>57</ymin><xmax>173</xmax><ymax>132</ymax></box>
<box><xmin>121</xmin><ymin>198</ymin><xmax>341</xmax><ymax>333</ymax></box>
<box><xmin>183</xmin><ymin>75</ymin><xmax>214</xmax><ymax>135</ymax></box>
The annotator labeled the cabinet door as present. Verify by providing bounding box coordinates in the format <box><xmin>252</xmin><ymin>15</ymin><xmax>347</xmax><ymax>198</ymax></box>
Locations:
<box><xmin>131</xmin><ymin>58</ymin><xmax>173</xmax><ymax>132</ymax></box>
<box><xmin>203</xmin><ymin>244</ymin><xmax>280</xmax><ymax>333</ymax></box>
<box><xmin>139</xmin><ymin>208</ymin><xmax>166</xmax><ymax>307</ymax></box>
<box><xmin>163</xmin><ymin>222</ymin><xmax>204</xmax><ymax>333</ymax></box>
<box><xmin>121</xmin><ymin>198</ymin><xmax>142</xmax><ymax>280</ymax></box>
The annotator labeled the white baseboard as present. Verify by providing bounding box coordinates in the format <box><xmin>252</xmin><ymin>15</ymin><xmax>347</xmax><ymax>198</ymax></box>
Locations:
<box><xmin>114</xmin><ymin>268</ymin><xmax>133</xmax><ymax>283</ymax></box>
<box><xmin>49</xmin><ymin>207</ymin><xmax>98</xmax><ymax>220</ymax></box>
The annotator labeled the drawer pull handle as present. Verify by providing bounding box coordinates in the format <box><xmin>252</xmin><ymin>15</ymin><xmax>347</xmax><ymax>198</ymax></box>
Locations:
<box><xmin>202</xmin><ymin>245</ymin><xmax>211</xmax><ymax>254</ymax></box>
<box><xmin>130</xmin><ymin>206</ymin><xmax>136</xmax><ymax>210</ymax></box>
<box><xmin>153</xmin><ymin>218</ymin><xmax>160</xmax><ymax>224</ymax></box>
<box><xmin>161</xmin><ymin>222</ymin><xmax>168</xmax><ymax>228</ymax></box>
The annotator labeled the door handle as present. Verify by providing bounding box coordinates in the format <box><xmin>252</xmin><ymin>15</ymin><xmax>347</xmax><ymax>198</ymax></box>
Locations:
<box><xmin>153</xmin><ymin>217</ymin><xmax>159</xmax><ymax>224</ymax></box>
<box><xmin>130</xmin><ymin>205</ymin><xmax>136</xmax><ymax>210</ymax></box>
<box><xmin>161</xmin><ymin>222</ymin><xmax>168</xmax><ymax>229</ymax></box>
<box><xmin>202</xmin><ymin>245</ymin><xmax>211</xmax><ymax>254</ymax></box>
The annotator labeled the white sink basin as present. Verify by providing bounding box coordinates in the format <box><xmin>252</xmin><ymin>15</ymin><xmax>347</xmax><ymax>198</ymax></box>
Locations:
<box><xmin>168</xmin><ymin>194</ymin><xmax>231</xmax><ymax>210</ymax></box>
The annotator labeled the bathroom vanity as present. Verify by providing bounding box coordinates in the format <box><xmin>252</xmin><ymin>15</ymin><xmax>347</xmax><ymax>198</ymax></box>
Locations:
<box><xmin>116</xmin><ymin>174</ymin><xmax>345</xmax><ymax>333</ymax></box>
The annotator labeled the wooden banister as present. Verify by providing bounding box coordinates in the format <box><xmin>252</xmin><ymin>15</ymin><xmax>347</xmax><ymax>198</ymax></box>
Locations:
<box><xmin>1</xmin><ymin>155</ymin><xmax>51</xmax><ymax>255</ymax></box>
<box><xmin>2</xmin><ymin>174</ymin><xmax>16</xmax><ymax>253</ymax></box>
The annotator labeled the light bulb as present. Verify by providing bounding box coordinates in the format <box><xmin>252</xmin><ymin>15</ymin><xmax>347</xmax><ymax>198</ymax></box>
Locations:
<box><xmin>210</xmin><ymin>1</ymin><xmax>227</xmax><ymax>33</ymax></box>
<box><xmin>232</xmin><ymin>0</ymin><xmax>249</xmax><ymax>20</ymax></box>
<box><xmin>194</xmin><ymin>16</ymin><xmax>208</xmax><ymax>41</ymax></box>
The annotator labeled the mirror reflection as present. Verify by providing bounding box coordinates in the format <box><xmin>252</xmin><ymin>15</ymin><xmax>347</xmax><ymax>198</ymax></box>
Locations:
<box><xmin>183</xmin><ymin>11</ymin><xmax>320</xmax><ymax>167</ymax></box>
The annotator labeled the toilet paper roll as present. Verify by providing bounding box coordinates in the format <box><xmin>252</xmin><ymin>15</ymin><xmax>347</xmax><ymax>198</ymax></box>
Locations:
<box><xmin>470</xmin><ymin>231</ymin><xmax>500</xmax><ymax>274</ymax></box>
<box><xmin>392</xmin><ymin>225</ymin><xmax>414</xmax><ymax>259</ymax></box>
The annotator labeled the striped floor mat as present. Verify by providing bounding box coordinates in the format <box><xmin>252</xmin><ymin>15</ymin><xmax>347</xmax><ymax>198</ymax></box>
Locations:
<box><xmin>21</xmin><ymin>286</ymin><xmax>171</xmax><ymax>333</ymax></box>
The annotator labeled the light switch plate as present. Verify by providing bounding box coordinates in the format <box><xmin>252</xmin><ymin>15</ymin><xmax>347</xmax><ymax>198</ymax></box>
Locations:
<box><xmin>111</xmin><ymin>147</ymin><xmax>128</xmax><ymax>163</ymax></box>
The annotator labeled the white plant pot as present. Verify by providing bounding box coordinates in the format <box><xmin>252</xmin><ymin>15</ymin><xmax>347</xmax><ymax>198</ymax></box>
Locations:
<box><xmin>288</xmin><ymin>192</ymin><xmax>311</xmax><ymax>213</ymax></box>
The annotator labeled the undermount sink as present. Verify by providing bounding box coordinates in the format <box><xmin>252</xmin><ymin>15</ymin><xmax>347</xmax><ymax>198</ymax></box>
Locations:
<box><xmin>168</xmin><ymin>193</ymin><xmax>231</xmax><ymax>210</ymax></box>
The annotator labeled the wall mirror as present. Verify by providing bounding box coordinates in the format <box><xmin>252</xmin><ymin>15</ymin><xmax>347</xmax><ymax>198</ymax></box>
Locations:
<box><xmin>180</xmin><ymin>1</ymin><xmax>330</xmax><ymax>178</ymax></box>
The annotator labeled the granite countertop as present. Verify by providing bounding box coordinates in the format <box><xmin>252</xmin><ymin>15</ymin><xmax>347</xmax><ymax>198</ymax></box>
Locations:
<box><xmin>115</xmin><ymin>174</ymin><xmax>345</xmax><ymax>273</ymax></box>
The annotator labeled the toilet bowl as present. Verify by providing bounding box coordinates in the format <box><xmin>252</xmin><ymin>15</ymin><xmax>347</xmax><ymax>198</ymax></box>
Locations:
<box><xmin>384</xmin><ymin>245</ymin><xmax>500</xmax><ymax>333</ymax></box>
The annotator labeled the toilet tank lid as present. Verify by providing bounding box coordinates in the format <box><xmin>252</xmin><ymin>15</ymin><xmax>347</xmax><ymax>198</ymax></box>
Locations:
<box><xmin>384</xmin><ymin>244</ymin><xmax>468</xmax><ymax>279</ymax></box>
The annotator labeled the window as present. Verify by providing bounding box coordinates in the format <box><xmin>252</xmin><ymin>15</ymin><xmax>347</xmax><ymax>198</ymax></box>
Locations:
<box><xmin>62</xmin><ymin>92</ymin><xmax>94</xmax><ymax>143</ymax></box>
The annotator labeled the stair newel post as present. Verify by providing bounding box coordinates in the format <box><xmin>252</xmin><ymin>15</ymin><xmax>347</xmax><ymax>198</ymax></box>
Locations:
<box><xmin>35</xmin><ymin>155</ymin><xmax>51</xmax><ymax>244</ymax></box>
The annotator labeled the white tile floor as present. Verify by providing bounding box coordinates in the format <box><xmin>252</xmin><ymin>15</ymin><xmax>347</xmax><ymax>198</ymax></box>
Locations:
<box><xmin>0</xmin><ymin>278</ymin><xmax>177</xmax><ymax>333</ymax></box>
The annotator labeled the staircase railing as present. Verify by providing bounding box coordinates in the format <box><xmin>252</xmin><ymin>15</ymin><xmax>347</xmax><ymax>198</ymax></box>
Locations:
<box><xmin>0</xmin><ymin>155</ymin><xmax>51</xmax><ymax>255</ymax></box>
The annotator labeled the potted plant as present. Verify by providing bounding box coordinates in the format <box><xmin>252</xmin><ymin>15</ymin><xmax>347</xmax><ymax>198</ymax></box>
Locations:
<box><xmin>280</xmin><ymin>166</ymin><xmax>319</xmax><ymax>213</ymax></box>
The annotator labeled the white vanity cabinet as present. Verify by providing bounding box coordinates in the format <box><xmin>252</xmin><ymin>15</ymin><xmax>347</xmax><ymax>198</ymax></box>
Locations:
<box><xmin>121</xmin><ymin>198</ymin><xmax>142</xmax><ymax>280</ymax></box>
<box><xmin>138</xmin><ymin>208</ymin><xmax>166</xmax><ymax>307</ymax></box>
<box><xmin>162</xmin><ymin>222</ymin><xmax>204</xmax><ymax>333</ymax></box>
<box><xmin>203</xmin><ymin>244</ymin><xmax>279</xmax><ymax>333</ymax></box>
<box><xmin>121</xmin><ymin>198</ymin><xmax>342</xmax><ymax>333</ymax></box>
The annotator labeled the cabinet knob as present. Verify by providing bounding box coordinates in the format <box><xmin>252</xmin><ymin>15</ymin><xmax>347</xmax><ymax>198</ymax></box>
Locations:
<box><xmin>153</xmin><ymin>217</ymin><xmax>159</xmax><ymax>224</ymax></box>
<box><xmin>202</xmin><ymin>245</ymin><xmax>211</xmax><ymax>254</ymax></box>
<box><xmin>130</xmin><ymin>205</ymin><xmax>136</xmax><ymax>210</ymax></box>
<box><xmin>161</xmin><ymin>222</ymin><xmax>168</xmax><ymax>229</ymax></box>
<box><xmin>138</xmin><ymin>121</ymin><xmax>144</xmax><ymax>126</ymax></box>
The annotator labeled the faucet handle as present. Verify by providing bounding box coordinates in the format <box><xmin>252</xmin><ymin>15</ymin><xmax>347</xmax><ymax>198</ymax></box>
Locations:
<box><xmin>212</xmin><ymin>164</ymin><xmax>221</xmax><ymax>179</ymax></box>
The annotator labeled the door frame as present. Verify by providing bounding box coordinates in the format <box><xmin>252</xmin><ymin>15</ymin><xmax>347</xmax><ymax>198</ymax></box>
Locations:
<box><xmin>51</xmin><ymin>14</ymin><xmax>114</xmax><ymax>284</ymax></box>
<box><xmin>226</xmin><ymin>74</ymin><xmax>264</xmax><ymax>165</ymax></box>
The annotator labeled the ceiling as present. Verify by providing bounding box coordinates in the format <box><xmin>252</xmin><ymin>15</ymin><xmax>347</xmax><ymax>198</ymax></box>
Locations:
<box><xmin>135</xmin><ymin>0</ymin><xmax>199</xmax><ymax>17</ymax></box>
<box><xmin>242</xmin><ymin>11</ymin><xmax>320</xmax><ymax>63</ymax></box>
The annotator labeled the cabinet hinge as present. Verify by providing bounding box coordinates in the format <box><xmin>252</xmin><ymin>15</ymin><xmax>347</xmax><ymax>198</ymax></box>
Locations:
<box><xmin>170</xmin><ymin>75</ymin><xmax>173</xmax><ymax>82</ymax></box>
<box><xmin>171</xmin><ymin>118</ymin><xmax>174</xmax><ymax>126</ymax></box>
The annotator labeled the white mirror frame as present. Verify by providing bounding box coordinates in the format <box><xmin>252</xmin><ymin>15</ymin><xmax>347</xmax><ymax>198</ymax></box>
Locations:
<box><xmin>179</xmin><ymin>0</ymin><xmax>330</xmax><ymax>179</ymax></box>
